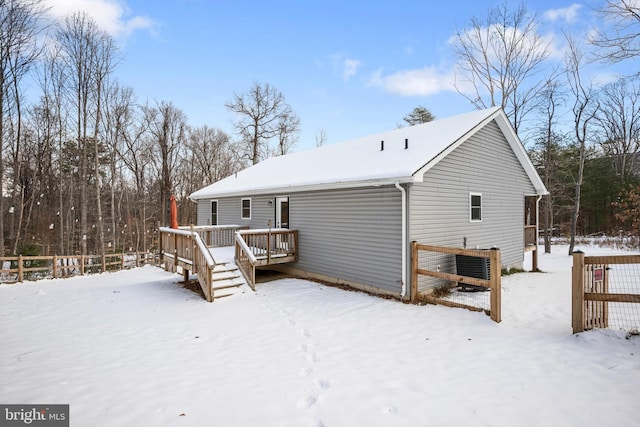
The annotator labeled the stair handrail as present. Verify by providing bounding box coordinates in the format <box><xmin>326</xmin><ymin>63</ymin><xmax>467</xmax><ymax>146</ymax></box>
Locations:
<box><xmin>235</xmin><ymin>232</ymin><xmax>258</xmax><ymax>264</ymax></box>
<box><xmin>159</xmin><ymin>226</ymin><xmax>216</xmax><ymax>267</ymax></box>
<box><xmin>159</xmin><ymin>227</ymin><xmax>216</xmax><ymax>301</ymax></box>
<box><xmin>234</xmin><ymin>231</ymin><xmax>257</xmax><ymax>290</ymax></box>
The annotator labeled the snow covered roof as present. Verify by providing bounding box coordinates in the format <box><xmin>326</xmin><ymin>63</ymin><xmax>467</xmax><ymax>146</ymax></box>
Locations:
<box><xmin>190</xmin><ymin>107</ymin><xmax>547</xmax><ymax>200</ymax></box>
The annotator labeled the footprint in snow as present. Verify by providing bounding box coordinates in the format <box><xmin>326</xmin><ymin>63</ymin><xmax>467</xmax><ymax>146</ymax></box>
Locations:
<box><xmin>300</xmin><ymin>329</ymin><xmax>310</xmax><ymax>337</ymax></box>
<box><xmin>313</xmin><ymin>378</ymin><xmax>330</xmax><ymax>390</ymax></box>
<box><xmin>299</xmin><ymin>367</ymin><xmax>312</xmax><ymax>376</ymax></box>
<box><xmin>297</xmin><ymin>395</ymin><xmax>317</xmax><ymax>409</ymax></box>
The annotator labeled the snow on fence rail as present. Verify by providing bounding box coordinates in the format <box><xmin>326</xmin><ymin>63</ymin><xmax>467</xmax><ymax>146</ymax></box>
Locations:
<box><xmin>572</xmin><ymin>251</ymin><xmax>640</xmax><ymax>333</ymax></box>
<box><xmin>411</xmin><ymin>242</ymin><xmax>501</xmax><ymax>323</ymax></box>
<box><xmin>0</xmin><ymin>252</ymin><xmax>157</xmax><ymax>283</ymax></box>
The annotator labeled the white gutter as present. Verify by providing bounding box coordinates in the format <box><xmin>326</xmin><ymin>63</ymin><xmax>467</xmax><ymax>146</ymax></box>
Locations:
<box><xmin>395</xmin><ymin>182</ymin><xmax>407</xmax><ymax>300</ymax></box>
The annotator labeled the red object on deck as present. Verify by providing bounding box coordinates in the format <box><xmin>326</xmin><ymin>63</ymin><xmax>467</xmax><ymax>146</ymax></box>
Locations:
<box><xmin>170</xmin><ymin>195</ymin><xmax>178</xmax><ymax>229</ymax></box>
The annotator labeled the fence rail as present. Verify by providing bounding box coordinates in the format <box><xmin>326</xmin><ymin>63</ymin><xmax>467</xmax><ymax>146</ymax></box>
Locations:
<box><xmin>0</xmin><ymin>252</ymin><xmax>157</xmax><ymax>283</ymax></box>
<box><xmin>411</xmin><ymin>242</ymin><xmax>501</xmax><ymax>323</ymax></box>
<box><xmin>572</xmin><ymin>251</ymin><xmax>640</xmax><ymax>333</ymax></box>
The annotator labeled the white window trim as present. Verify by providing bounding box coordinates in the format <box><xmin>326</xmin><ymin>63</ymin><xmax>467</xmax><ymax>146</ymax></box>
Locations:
<box><xmin>210</xmin><ymin>200</ymin><xmax>218</xmax><ymax>226</ymax></box>
<box><xmin>470</xmin><ymin>192</ymin><xmax>482</xmax><ymax>222</ymax></box>
<box><xmin>241</xmin><ymin>198</ymin><xmax>252</xmax><ymax>220</ymax></box>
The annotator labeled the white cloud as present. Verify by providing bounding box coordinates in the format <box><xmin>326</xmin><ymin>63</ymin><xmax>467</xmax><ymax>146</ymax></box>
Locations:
<box><xmin>543</xmin><ymin>4</ymin><xmax>582</xmax><ymax>23</ymax></box>
<box><xmin>44</xmin><ymin>0</ymin><xmax>155</xmax><ymax>38</ymax></box>
<box><xmin>329</xmin><ymin>53</ymin><xmax>362</xmax><ymax>81</ymax></box>
<box><xmin>367</xmin><ymin>66</ymin><xmax>456</xmax><ymax>96</ymax></box>
<box><xmin>342</xmin><ymin>58</ymin><xmax>361</xmax><ymax>80</ymax></box>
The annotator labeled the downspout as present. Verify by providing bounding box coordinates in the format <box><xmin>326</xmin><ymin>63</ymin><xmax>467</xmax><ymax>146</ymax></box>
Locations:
<box><xmin>395</xmin><ymin>182</ymin><xmax>407</xmax><ymax>300</ymax></box>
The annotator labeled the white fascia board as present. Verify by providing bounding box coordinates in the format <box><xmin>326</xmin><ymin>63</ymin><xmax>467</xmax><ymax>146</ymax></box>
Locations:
<box><xmin>189</xmin><ymin>176</ymin><xmax>416</xmax><ymax>200</ymax></box>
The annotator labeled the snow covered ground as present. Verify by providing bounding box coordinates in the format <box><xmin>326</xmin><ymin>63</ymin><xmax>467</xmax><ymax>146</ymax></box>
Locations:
<box><xmin>1</xmin><ymin>245</ymin><xmax>638</xmax><ymax>426</ymax></box>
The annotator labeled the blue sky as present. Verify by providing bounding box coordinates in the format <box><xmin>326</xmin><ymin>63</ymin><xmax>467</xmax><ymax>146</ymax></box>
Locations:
<box><xmin>43</xmin><ymin>0</ymin><xmax>636</xmax><ymax>152</ymax></box>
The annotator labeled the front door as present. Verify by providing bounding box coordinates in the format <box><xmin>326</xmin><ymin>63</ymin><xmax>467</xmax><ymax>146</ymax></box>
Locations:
<box><xmin>276</xmin><ymin>197</ymin><xmax>289</xmax><ymax>229</ymax></box>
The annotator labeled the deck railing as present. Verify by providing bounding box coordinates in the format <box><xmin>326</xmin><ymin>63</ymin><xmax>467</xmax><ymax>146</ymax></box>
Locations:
<box><xmin>180</xmin><ymin>225</ymin><xmax>249</xmax><ymax>248</ymax></box>
<box><xmin>234</xmin><ymin>228</ymin><xmax>298</xmax><ymax>289</ymax></box>
<box><xmin>159</xmin><ymin>227</ymin><xmax>215</xmax><ymax>301</ymax></box>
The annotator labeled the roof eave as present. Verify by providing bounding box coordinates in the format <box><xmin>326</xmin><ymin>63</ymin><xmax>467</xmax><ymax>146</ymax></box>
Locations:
<box><xmin>189</xmin><ymin>176</ymin><xmax>416</xmax><ymax>200</ymax></box>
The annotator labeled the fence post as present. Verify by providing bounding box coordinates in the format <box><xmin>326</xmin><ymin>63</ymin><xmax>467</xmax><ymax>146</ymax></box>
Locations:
<box><xmin>18</xmin><ymin>255</ymin><xmax>24</xmax><ymax>282</ymax></box>
<box><xmin>121</xmin><ymin>253</ymin><xmax>125</xmax><ymax>270</ymax></box>
<box><xmin>53</xmin><ymin>255</ymin><xmax>58</xmax><ymax>278</ymax></box>
<box><xmin>411</xmin><ymin>241</ymin><xmax>418</xmax><ymax>303</ymax></box>
<box><xmin>572</xmin><ymin>251</ymin><xmax>585</xmax><ymax>333</ymax></box>
<box><xmin>102</xmin><ymin>254</ymin><xmax>106</xmax><ymax>272</ymax></box>
<box><xmin>489</xmin><ymin>248</ymin><xmax>501</xmax><ymax>323</ymax></box>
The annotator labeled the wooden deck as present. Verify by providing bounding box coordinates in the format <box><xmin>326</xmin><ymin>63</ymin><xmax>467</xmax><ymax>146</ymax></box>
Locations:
<box><xmin>159</xmin><ymin>225</ymin><xmax>298</xmax><ymax>300</ymax></box>
<box><xmin>234</xmin><ymin>228</ymin><xmax>298</xmax><ymax>290</ymax></box>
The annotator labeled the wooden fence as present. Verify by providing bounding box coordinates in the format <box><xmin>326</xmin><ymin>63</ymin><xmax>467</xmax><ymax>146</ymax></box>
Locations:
<box><xmin>411</xmin><ymin>243</ymin><xmax>501</xmax><ymax>323</ymax></box>
<box><xmin>0</xmin><ymin>252</ymin><xmax>157</xmax><ymax>283</ymax></box>
<box><xmin>572</xmin><ymin>251</ymin><xmax>640</xmax><ymax>333</ymax></box>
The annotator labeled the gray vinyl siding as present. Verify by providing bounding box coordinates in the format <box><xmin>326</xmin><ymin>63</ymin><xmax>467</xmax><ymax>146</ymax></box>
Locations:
<box><xmin>409</xmin><ymin>120</ymin><xmax>535</xmax><ymax>292</ymax></box>
<box><xmin>196</xmin><ymin>187</ymin><xmax>404</xmax><ymax>294</ymax></box>
<box><xmin>197</xmin><ymin>196</ymin><xmax>276</xmax><ymax>227</ymax></box>
<box><xmin>289</xmin><ymin>186</ymin><xmax>403</xmax><ymax>294</ymax></box>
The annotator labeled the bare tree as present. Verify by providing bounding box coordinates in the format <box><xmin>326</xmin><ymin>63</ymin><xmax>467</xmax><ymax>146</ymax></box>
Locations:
<box><xmin>57</xmin><ymin>12</ymin><xmax>104</xmax><ymax>255</ymax></box>
<box><xmin>90</xmin><ymin>29</ymin><xmax>118</xmax><ymax>257</ymax></box>
<box><xmin>534</xmin><ymin>79</ymin><xmax>567</xmax><ymax>253</ymax></box>
<box><xmin>591</xmin><ymin>0</ymin><xmax>640</xmax><ymax>64</ymax></box>
<box><xmin>225</xmin><ymin>82</ymin><xmax>299</xmax><ymax>164</ymax></box>
<box><xmin>595</xmin><ymin>76</ymin><xmax>640</xmax><ymax>186</ymax></box>
<box><xmin>276</xmin><ymin>110</ymin><xmax>300</xmax><ymax>156</ymax></box>
<box><xmin>315</xmin><ymin>128</ymin><xmax>327</xmax><ymax>148</ymax></box>
<box><xmin>565</xmin><ymin>33</ymin><xmax>600</xmax><ymax>255</ymax></box>
<box><xmin>452</xmin><ymin>2</ymin><xmax>551</xmax><ymax>134</ymax></box>
<box><xmin>144</xmin><ymin>101</ymin><xmax>187</xmax><ymax>226</ymax></box>
<box><xmin>0</xmin><ymin>0</ymin><xmax>46</xmax><ymax>255</ymax></box>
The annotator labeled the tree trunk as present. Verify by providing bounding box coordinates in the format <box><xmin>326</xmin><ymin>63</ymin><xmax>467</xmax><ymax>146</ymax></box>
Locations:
<box><xmin>568</xmin><ymin>141</ymin><xmax>586</xmax><ymax>254</ymax></box>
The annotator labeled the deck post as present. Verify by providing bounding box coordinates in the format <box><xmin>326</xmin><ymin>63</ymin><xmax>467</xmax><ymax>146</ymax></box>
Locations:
<box><xmin>572</xmin><ymin>251</ymin><xmax>585</xmax><ymax>333</ymax></box>
<box><xmin>173</xmin><ymin>233</ymin><xmax>178</xmax><ymax>273</ymax></box>
<box><xmin>267</xmin><ymin>221</ymin><xmax>272</xmax><ymax>265</ymax></box>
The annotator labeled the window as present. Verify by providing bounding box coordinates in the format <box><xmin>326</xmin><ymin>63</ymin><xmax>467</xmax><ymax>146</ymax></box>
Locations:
<box><xmin>470</xmin><ymin>193</ymin><xmax>482</xmax><ymax>222</ymax></box>
<box><xmin>210</xmin><ymin>200</ymin><xmax>218</xmax><ymax>226</ymax></box>
<box><xmin>241</xmin><ymin>198</ymin><xmax>251</xmax><ymax>219</ymax></box>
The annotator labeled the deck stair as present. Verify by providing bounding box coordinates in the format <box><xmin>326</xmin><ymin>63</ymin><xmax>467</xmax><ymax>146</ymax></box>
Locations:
<box><xmin>210</xmin><ymin>261</ymin><xmax>247</xmax><ymax>298</ymax></box>
<box><xmin>159</xmin><ymin>225</ymin><xmax>298</xmax><ymax>302</ymax></box>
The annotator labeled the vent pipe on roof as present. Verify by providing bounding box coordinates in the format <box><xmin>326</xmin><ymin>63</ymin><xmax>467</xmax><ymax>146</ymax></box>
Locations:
<box><xmin>381</xmin><ymin>140</ymin><xmax>384</xmax><ymax>151</ymax></box>
<box><xmin>405</xmin><ymin>138</ymin><xmax>408</xmax><ymax>149</ymax></box>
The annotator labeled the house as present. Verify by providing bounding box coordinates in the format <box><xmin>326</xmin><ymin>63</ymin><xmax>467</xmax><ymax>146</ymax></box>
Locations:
<box><xmin>189</xmin><ymin>107</ymin><xmax>547</xmax><ymax>300</ymax></box>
